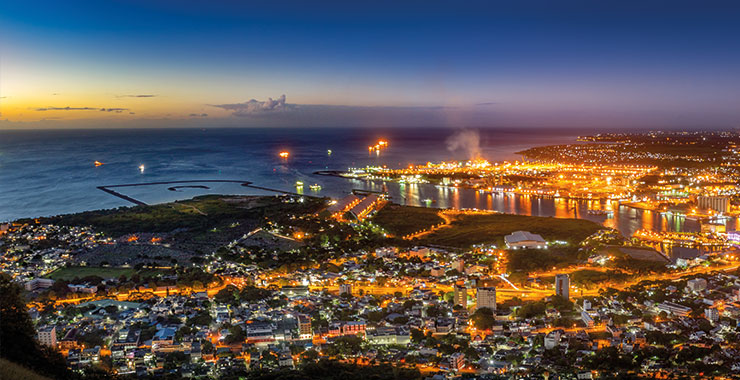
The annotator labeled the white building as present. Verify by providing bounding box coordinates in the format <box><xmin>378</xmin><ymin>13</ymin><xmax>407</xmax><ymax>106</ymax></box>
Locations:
<box><xmin>544</xmin><ymin>330</ymin><xmax>562</xmax><ymax>349</ymax></box>
<box><xmin>657</xmin><ymin>301</ymin><xmax>691</xmax><ymax>317</ymax></box>
<box><xmin>476</xmin><ymin>287</ymin><xmax>496</xmax><ymax>311</ymax></box>
<box><xmin>581</xmin><ymin>311</ymin><xmax>594</xmax><ymax>328</ymax></box>
<box><xmin>504</xmin><ymin>231</ymin><xmax>547</xmax><ymax>249</ymax></box>
<box><xmin>25</xmin><ymin>278</ymin><xmax>55</xmax><ymax>291</ymax></box>
<box><xmin>687</xmin><ymin>278</ymin><xmax>707</xmax><ymax>292</ymax></box>
<box><xmin>555</xmin><ymin>274</ymin><xmax>570</xmax><ymax>300</ymax></box>
<box><xmin>38</xmin><ymin>326</ymin><xmax>57</xmax><ymax>347</ymax></box>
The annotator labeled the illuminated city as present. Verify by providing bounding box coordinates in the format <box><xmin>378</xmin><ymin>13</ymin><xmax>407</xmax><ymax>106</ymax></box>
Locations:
<box><xmin>3</xmin><ymin>2</ymin><xmax>740</xmax><ymax>380</ymax></box>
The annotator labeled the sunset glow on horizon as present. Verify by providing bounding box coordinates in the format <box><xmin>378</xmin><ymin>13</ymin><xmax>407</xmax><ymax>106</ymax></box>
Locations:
<box><xmin>2</xmin><ymin>1</ymin><xmax>740</xmax><ymax>128</ymax></box>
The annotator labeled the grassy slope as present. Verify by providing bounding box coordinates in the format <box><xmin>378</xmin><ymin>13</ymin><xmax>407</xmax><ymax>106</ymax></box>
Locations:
<box><xmin>0</xmin><ymin>359</ymin><xmax>52</xmax><ymax>380</ymax></box>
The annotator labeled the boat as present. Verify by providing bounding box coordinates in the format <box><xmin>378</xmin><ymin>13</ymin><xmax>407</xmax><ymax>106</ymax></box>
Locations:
<box><xmin>94</xmin><ymin>160</ymin><xmax>104</xmax><ymax>166</ymax></box>
<box><xmin>309</xmin><ymin>184</ymin><xmax>322</xmax><ymax>191</ymax></box>
<box><xmin>295</xmin><ymin>181</ymin><xmax>304</xmax><ymax>187</ymax></box>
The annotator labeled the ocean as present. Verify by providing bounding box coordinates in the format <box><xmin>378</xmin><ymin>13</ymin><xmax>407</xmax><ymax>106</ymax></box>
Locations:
<box><xmin>0</xmin><ymin>127</ymin><xmax>729</xmax><ymax>257</ymax></box>
<box><xmin>0</xmin><ymin>127</ymin><xmax>575</xmax><ymax>221</ymax></box>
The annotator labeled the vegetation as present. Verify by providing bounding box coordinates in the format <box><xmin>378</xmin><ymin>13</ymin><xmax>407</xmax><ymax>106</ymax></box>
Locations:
<box><xmin>470</xmin><ymin>307</ymin><xmax>496</xmax><ymax>330</ymax></box>
<box><xmin>45</xmin><ymin>266</ymin><xmax>166</xmax><ymax>281</ymax></box>
<box><xmin>416</xmin><ymin>212</ymin><xmax>603</xmax><ymax>248</ymax></box>
<box><xmin>371</xmin><ymin>204</ymin><xmax>444</xmax><ymax>236</ymax></box>
<box><xmin>242</xmin><ymin>359</ymin><xmax>422</xmax><ymax>380</ymax></box>
<box><xmin>0</xmin><ymin>274</ymin><xmax>72</xmax><ymax>379</ymax></box>
<box><xmin>0</xmin><ymin>359</ymin><xmax>52</xmax><ymax>380</ymax></box>
<box><xmin>570</xmin><ymin>269</ymin><xmax>630</xmax><ymax>287</ymax></box>
<box><xmin>38</xmin><ymin>195</ymin><xmax>325</xmax><ymax>237</ymax></box>
<box><xmin>506</xmin><ymin>246</ymin><xmax>582</xmax><ymax>274</ymax></box>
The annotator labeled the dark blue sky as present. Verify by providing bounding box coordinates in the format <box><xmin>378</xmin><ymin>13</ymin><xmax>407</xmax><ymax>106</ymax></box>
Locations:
<box><xmin>2</xmin><ymin>0</ymin><xmax>740</xmax><ymax>128</ymax></box>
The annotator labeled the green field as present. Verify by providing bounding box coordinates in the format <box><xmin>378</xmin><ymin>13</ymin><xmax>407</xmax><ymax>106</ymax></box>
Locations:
<box><xmin>417</xmin><ymin>212</ymin><xmax>603</xmax><ymax>248</ymax></box>
<box><xmin>371</xmin><ymin>204</ymin><xmax>445</xmax><ymax>236</ymax></box>
<box><xmin>37</xmin><ymin>194</ymin><xmax>325</xmax><ymax>237</ymax></box>
<box><xmin>45</xmin><ymin>266</ymin><xmax>166</xmax><ymax>281</ymax></box>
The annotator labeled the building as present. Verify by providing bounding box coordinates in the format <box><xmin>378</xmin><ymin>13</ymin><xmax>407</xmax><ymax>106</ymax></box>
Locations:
<box><xmin>326</xmin><ymin>194</ymin><xmax>361</xmax><ymax>219</ymax></box>
<box><xmin>452</xmin><ymin>259</ymin><xmax>465</xmax><ymax>273</ymax></box>
<box><xmin>687</xmin><ymin>278</ymin><xmax>707</xmax><ymax>292</ymax></box>
<box><xmin>349</xmin><ymin>194</ymin><xmax>382</xmax><ymax>221</ymax></box>
<box><xmin>280</xmin><ymin>286</ymin><xmax>309</xmax><ymax>297</ymax></box>
<box><xmin>581</xmin><ymin>311</ymin><xmax>594</xmax><ymax>328</ymax></box>
<box><xmin>366</xmin><ymin>327</ymin><xmax>411</xmax><ymax>345</ymax></box>
<box><xmin>297</xmin><ymin>314</ymin><xmax>312</xmax><ymax>339</ymax></box>
<box><xmin>453</xmin><ymin>284</ymin><xmax>467</xmax><ymax>308</ymax></box>
<box><xmin>448</xmin><ymin>352</ymin><xmax>465</xmax><ymax>370</ymax></box>
<box><xmin>476</xmin><ymin>287</ymin><xmax>496</xmax><ymax>311</ymax></box>
<box><xmin>657</xmin><ymin>301</ymin><xmax>691</xmax><ymax>317</ymax></box>
<box><xmin>544</xmin><ymin>329</ymin><xmax>562</xmax><ymax>349</ymax></box>
<box><xmin>68</xmin><ymin>284</ymin><xmax>98</xmax><ymax>293</ymax></box>
<box><xmin>504</xmin><ymin>231</ymin><xmax>547</xmax><ymax>249</ymax></box>
<box><xmin>705</xmin><ymin>308</ymin><xmax>719</xmax><ymax>323</ymax></box>
<box><xmin>555</xmin><ymin>274</ymin><xmax>570</xmax><ymax>300</ymax></box>
<box><xmin>341</xmin><ymin>321</ymin><xmax>366</xmax><ymax>336</ymax></box>
<box><xmin>38</xmin><ymin>326</ymin><xmax>57</xmax><ymax>347</ymax></box>
<box><xmin>25</xmin><ymin>278</ymin><xmax>55</xmax><ymax>291</ymax></box>
<box><xmin>697</xmin><ymin>196</ymin><xmax>730</xmax><ymax>213</ymax></box>
<box><xmin>339</xmin><ymin>283</ymin><xmax>352</xmax><ymax>296</ymax></box>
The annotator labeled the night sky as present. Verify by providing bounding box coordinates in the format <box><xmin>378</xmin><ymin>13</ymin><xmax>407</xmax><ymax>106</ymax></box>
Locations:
<box><xmin>1</xmin><ymin>0</ymin><xmax>740</xmax><ymax>128</ymax></box>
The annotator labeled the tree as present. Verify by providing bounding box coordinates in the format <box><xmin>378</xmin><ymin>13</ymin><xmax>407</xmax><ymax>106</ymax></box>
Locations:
<box><xmin>470</xmin><ymin>307</ymin><xmax>496</xmax><ymax>330</ymax></box>
<box><xmin>0</xmin><ymin>274</ymin><xmax>71</xmax><ymax>378</ymax></box>
<box><xmin>224</xmin><ymin>326</ymin><xmax>246</xmax><ymax>344</ymax></box>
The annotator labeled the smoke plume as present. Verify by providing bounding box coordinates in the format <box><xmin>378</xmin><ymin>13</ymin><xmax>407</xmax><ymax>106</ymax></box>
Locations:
<box><xmin>446</xmin><ymin>129</ymin><xmax>481</xmax><ymax>160</ymax></box>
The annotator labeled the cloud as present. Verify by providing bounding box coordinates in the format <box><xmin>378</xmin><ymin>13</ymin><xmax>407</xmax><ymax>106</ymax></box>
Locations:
<box><xmin>211</xmin><ymin>94</ymin><xmax>289</xmax><ymax>116</ymax></box>
<box><xmin>33</xmin><ymin>106</ymin><xmax>129</xmax><ymax>113</ymax></box>
<box><xmin>116</xmin><ymin>94</ymin><xmax>157</xmax><ymax>98</ymax></box>
<box><xmin>189</xmin><ymin>113</ymin><xmax>208</xmax><ymax>117</ymax></box>
<box><xmin>34</xmin><ymin>106</ymin><xmax>99</xmax><ymax>111</ymax></box>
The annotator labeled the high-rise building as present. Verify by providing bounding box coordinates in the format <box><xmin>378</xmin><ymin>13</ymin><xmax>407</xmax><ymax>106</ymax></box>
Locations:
<box><xmin>297</xmin><ymin>314</ymin><xmax>312</xmax><ymax>339</ymax></box>
<box><xmin>476</xmin><ymin>287</ymin><xmax>496</xmax><ymax>311</ymax></box>
<box><xmin>555</xmin><ymin>274</ymin><xmax>570</xmax><ymax>300</ymax></box>
<box><xmin>697</xmin><ymin>196</ymin><xmax>730</xmax><ymax>213</ymax></box>
<box><xmin>38</xmin><ymin>326</ymin><xmax>57</xmax><ymax>347</ymax></box>
<box><xmin>339</xmin><ymin>283</ymin><xmax>352</xmax><ymax>296</ymax></box>
<box><xmin>453</xmin><ymin>284</ymin><xmax>467</xmax><ymax>308</ymax></box>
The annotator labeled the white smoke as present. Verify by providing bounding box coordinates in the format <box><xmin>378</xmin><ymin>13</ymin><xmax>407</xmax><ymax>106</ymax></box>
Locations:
<box><xmin>446</xmin><ymin>129</ymin><xmax>481</xmax><ymax>160</ymax></box>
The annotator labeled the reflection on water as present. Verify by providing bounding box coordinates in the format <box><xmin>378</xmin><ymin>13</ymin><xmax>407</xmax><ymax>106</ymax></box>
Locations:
<box><xmin>351</xmin><ymin>180</ymin><xmax>738</xmax><ymax>259</ymax></box>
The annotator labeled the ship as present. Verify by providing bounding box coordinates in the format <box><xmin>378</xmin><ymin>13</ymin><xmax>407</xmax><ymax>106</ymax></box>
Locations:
<box><xmin>295</xmin><ymin>181</ymin><xmax>304</xmax><ymax>188</ymax></box>
<box><xmin>94</xmin><ymin>160</ymin><xmax>104</xmax><ymax>166</ymax></box>
<box><xmin>309</xmin><ymin>184</ymin><xmax>322</xmax><ymax>191</ymax></box>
